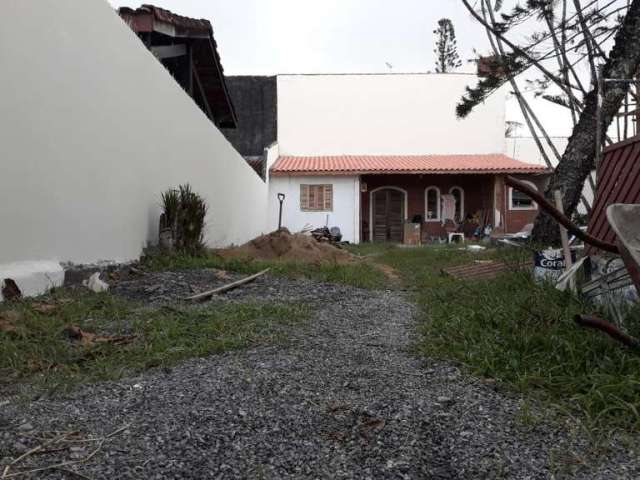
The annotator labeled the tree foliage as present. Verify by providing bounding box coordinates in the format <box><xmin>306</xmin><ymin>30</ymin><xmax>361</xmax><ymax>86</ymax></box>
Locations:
<box><xmin>460</xmin><ymin>0</ymin><xmax>640</xmax><ymax>244</ymax></box>
<box><xmin>434</xmin><ymin>18</ymin><xmax>462</xmax><ymax>73</ymax></box>
<box><xmin>459</xmin><ymin>0</ymin><xmax>628</xmax><ymax>120</ymax></box>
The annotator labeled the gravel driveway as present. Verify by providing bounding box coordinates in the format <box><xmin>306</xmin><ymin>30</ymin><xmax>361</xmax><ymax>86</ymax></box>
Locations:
<box><xmin>1</xmin><ymin>275</ymin><xmax>637</xmax><ymax>479</ymax></box>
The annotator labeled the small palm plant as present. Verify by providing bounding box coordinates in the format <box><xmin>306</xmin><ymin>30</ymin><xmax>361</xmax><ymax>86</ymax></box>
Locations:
<box><xmin>160</xmin><ymin>189</ymin><xmax>179</xmax><ymax>228</ymax></box>
<box><xmin>160</xmin><ymin>184</ymin><xmax>207</xmax><ymax>255</ymax></box>
<box><xmin>178</xmin><ymin>184</ymin><xmax>207</xmax><ymax>254</ymax></box>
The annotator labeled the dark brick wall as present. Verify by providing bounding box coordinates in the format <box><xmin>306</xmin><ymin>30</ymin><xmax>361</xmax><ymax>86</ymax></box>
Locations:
<box><xmin>220</xmin><ymin>76</ymin><xmax>277</xmax><ymax>157</ymax></box>
<box><xmin>506</xmin><ymin>209</ymin><xmax>539</xmax><ymax>233</ymax></box>
<box><xmin>360</xmin><ymin>174</ymin><xmax>495</xmax><ymax>241</ymax></box>
<box><xmin>503</xmin><ymin>174</ymin><xmax>548</xmax><ymax>234</ymax></box>
<box><xmin>359</xmin><ymin>173</ymin><xmax>546</xmax><ymax>241</ymax></box>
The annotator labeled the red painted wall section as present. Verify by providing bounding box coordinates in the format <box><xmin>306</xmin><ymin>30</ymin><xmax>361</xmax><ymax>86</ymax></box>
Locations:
<box><xmin>506</xmin><ymin>209</ymin><xmax>539</xmax><ymax>233</ymax></box>
<box><xmin>503</xmin><ymin>174</ymin><xmax>548</xmax><ymax>234</ymax></box>
<box><xmin>360</xmin><ymin>174</ymin><xmax>494</xmax><ymax>241</ymax></box>
<box><xmin>360</xmin><ymin>173</ymin><xmax>547</xmax><ymax>241</ymax></box>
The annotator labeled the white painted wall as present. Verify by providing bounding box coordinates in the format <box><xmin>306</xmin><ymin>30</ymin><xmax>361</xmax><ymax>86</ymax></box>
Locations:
<box><xmin>0</xmin><ymin>0</ymin><xmax>268</xmax><ymax>265</ymax></box>
<box><xmin>0</xmin><ymin>262</ymin><xmax>64</xmax><ymax>301</ymax></box>
<box><xmin>264</xmin><ymin>142</ymin><xmax>280</xmax><ymax>184</ymax></box>
<box><xmin>268</xmin><ymin>176</ymin><xmax>361</xmax><ymax>243</ymax></box>
<box><xmin>506</xmin><ymin>136</ymin><xmax>568</xmax><ymax>168</ymax></box>
<box><xmin>277</xmin><ymin>74</ymin><xmax>507</xmax><ymax>156</ymax></box>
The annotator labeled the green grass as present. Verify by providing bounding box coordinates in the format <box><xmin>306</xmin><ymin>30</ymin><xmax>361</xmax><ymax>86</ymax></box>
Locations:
<box><xmin>0</xmin><ymin>289</ymin><xmax>306</xmax><ymax>392</ymax></box>
<box><xmin>1</xmin><ymin>247</ymin><xmax>385</xmax><ymax>393</ymax></box>
<box><xmin>5</xmin><ymin>243</ymin><xmax>639</xmax><ymax>437</ymax></box>
<box><xmin>357</xmin><ymin>243</ymin><xmax>640</xmax><ymax>435</ymax></box>
<box><xmin>141</xmin><ymin>250</ymin><xmax>388</xmax><ymax>290</ymax></box>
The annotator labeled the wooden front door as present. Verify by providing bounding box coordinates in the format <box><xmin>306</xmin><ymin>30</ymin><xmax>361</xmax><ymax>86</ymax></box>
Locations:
<box><xmin>372</xmin><ymin>189</ymin><xmax>404</xmax><ymax>242</ymax></box>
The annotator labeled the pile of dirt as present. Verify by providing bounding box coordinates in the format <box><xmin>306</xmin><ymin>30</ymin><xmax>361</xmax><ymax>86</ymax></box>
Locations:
<box><xmin>218</xmin><ymin>229</ymin><xmax>356</xmax><ymax>264</ymax></box>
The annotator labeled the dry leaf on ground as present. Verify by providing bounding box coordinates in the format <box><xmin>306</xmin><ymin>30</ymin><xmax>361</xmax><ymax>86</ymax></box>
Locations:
<box><xmin>64</xmin><ymin>326</ymin><xmax>137</xmax><ymax>347</ymax></box>
<box><xmin>359</xmin><ymin>419</ymin><xmax>386</xmax><ymax>432</ymax></box>
<box><xmin>213</xmin><ymin>269</ymin><xmax>232</xmax><ymax>280</ymax></box>
<box><xmin>0</xmin><ymin>310</ymin><xmax>22</xmax><ymax>332</ymax></box>
<box><xmin>31</xmin><ymin>302</ymin><xmax>59</xmax><ymax>315</ymax></box>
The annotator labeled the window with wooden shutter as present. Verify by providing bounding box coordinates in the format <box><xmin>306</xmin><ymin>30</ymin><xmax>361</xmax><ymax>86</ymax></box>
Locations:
<box><xmin>300</xmin><ymin>184</ymin><xmax>333</xmax><ymax>211</ymax></box>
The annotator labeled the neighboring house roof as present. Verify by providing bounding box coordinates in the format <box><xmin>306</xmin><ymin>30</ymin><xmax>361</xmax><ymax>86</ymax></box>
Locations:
<box><xmin>270</xmin><ymin>154</ymin><xmax>550</xmax><ymax>176</ymax></box>
<box><xmin>118</xmin><ymin>4</ymin><xmax>237</xmax><ymax>128</ymax></box>
<box><xmin>220</xmin><ymin>76</ymin><xmax>278</xmax><ymax>157</ymax></box>
<box><xmin>121</xmin><ymin>4</ymin><xmax>212</xmax><ymax>36</ymax></box>
<box><xmin>244</xmin><ymin>156</ymin><xmax>265</xmax><ymax>177</ymax></box>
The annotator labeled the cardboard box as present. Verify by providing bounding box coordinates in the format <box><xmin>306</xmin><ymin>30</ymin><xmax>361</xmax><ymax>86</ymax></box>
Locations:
<box><xmin>404</xmin><ymin>223</ymin><xmax>422</xmax><ymax>246</ymax></box>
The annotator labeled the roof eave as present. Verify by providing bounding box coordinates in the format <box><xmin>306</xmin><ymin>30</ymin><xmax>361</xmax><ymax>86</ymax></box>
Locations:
<box><xmin>118</xmin><ymin>4</ymin><xmax>237</xmax><ymax>128</ymax></box>
<box><xmin>270</xmin><ymin>169</ymin><xmax>550</xmax><ymax>177</ymax></box>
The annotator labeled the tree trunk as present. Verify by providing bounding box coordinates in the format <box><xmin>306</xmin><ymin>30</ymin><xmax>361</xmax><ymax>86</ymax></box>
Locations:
<box><xmin>532</xmin><ymin>0</ymin><xmax>640</xmax><ymax>245</ymax></box>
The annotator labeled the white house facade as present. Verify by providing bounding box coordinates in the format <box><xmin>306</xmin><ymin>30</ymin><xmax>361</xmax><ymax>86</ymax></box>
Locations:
<box><xmin>267</xmin><ymin>74</ymin><xmax>547</xmax><ymax>243</ymax></box>
<box><xmin>276</xmin><ymin>73</ymin><xmax>507</xmax><ymax>157</ymax></box>
<box><xmin>0</xmin><ymin>2</ymin><xmax>549</xmax><ymax>300</ymax></box>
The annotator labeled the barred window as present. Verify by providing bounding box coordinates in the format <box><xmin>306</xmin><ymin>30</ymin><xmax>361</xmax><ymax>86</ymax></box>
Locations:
<box><xmin>425</xmin><ymin>187</ymin><xmax>441</xmax><ymax>221</ymax></box>
<box><xmin>300</xmin><ymin>184</ymin><xmax>333</xmax><ymax>211</ymax></box>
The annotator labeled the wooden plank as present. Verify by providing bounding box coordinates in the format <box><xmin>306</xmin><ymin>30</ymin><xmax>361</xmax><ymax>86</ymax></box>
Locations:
<box><xmin>589</xmin><ymin>141</ymin><xmax>638</xmax><ymax>240</ymax></box>
<box><xmin>592</xmin><ymin>150</ymin><xmax>636</xmax><ymax>242</ymax></box>
<box><xmin>445</xmin><ymin>262</ymin><xmax>503</xmax><ymax>273</ymax></box>
<box><xmin>617</xmin><ymin>148</ymin><xmax>640</xmax><ymax>205</ymax></box>
<box><xmin>185</xmin><ymin>269</ymin><xmax>270</xmax><ymax>301</ymax></box>
<box><xmin>589</xmin><ymin>145</ymin><xmax>627</xmax><ymax>237</ymax></box>
<box><xmin>388</xmin><ymin>190</ymin><xmax>404</xmax><ymax>242</ymax></box>
<box><xmin>151</xmin><ymin>44</ymin><xmax>187</xmax><ymax>59</ymax></box>
<box><xmin>588</xmin><ymin>138</ymin><xmax>640</xmax><ymax>253</ymax></box>
<box><xmin>443</xmin><ymin>260</ymin><xmax>534</xmax><ymax>281</ymax></box>
<box><xmin>373</xmin><ymin>190</ymin><xmax>388</xmax><ymax>242</ymax></box>
<box><xmin>443</xmin><ymin>262</ymin><xmax>508</xmax><ymax>280</ymax></box>
<box><xmin>191</xmin><ymin>64</ymin><xmax>214</xmax><ymax>121</ymax></box>
<box><xmin>186</xmin><ymin>44</ymin><xmax>193</xmax><ymax>95</ymax></box>
<box><xmin>601</xmin><ymin>154</ymin><xmax>640</xmax><ymax>245</ymax></box>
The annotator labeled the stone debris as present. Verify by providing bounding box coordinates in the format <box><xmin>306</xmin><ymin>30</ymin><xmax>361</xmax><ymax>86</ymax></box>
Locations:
<box><xmin>83</xmin><ymin>272</ymin><xmax>109</xmax><ymax>293</ymax></box>
<box><xmin>1</xmin><ymin>275</ymin><xmax>637</xmax><ymax>479</ymax></box>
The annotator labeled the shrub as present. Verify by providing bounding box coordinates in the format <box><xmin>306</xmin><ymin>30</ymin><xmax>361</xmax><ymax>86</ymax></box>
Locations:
<box><xmin>160</xmin><ymin>189</ymin><xmax>180</xmax><ymax>230</ymax></box>
<box><xmin>160</xmin><ymin>184</ymin><xmax>207</xmax><ymax>255</ymax></box>
<box><xmin>178</xmin><ymin>184</ymin><xmax>207</xmax><ymax>254</ymax></box>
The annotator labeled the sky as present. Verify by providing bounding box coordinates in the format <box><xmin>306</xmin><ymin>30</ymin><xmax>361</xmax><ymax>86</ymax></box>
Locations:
<box><xmin>107</xmin><ymin>0</ymin><xmax>577</xmax><ymax>136</ymax></box>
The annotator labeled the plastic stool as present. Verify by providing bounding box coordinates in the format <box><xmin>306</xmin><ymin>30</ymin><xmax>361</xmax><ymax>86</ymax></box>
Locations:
<box><xmin>448</xmin><ymin>232</ymin><xmax>465</xmax><ymax>244</ymax></box>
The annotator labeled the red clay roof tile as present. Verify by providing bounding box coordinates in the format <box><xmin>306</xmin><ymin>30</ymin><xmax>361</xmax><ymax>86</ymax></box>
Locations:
<box><xmin>270</xmin><ymin>154</ymin><xmax>549</xmax><ymax>176</ymax></box>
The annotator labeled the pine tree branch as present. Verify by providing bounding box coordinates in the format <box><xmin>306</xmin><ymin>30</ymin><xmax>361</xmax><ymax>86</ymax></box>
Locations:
<box><xmin>462</xmin><ymin>0</ymin><xmax>592</xmax><ymax>107</ymax></box>
<box><xmin>533</xmin><ymin>0</ymin><xmax>640</xmax><ymax>244</ymax></box>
